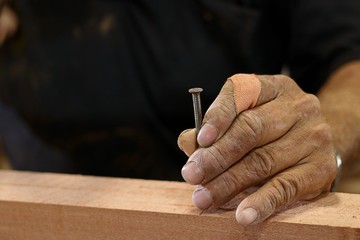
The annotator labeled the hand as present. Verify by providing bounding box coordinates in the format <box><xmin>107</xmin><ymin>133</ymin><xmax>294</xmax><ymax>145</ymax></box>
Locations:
<box><xmin>178</xmin><ymin>74</ymin><xmax>337</xmax><ymax>225</ymax></box>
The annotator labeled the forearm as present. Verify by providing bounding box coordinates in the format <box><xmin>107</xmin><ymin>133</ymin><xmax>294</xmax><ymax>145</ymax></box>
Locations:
<box><xmin>317</xmin><ymin>60</ymin><xmax>360</xmax><ymax>168</ymax></box>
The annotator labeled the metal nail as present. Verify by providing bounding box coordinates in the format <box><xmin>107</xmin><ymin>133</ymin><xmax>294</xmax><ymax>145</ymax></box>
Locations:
<box><xmin>189</xmin><ymin>88</ymin><xmax>203</xmax><ymax>134</ymax></box>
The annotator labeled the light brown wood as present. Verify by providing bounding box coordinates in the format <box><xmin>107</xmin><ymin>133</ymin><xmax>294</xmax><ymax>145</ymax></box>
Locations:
<box><xmin>0</xmin><ymin>170</ymin><xmax>359</xmax><ymax>240</ymax></box>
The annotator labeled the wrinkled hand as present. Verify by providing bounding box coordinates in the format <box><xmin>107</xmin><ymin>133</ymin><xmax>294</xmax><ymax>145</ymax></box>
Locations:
<box><xmin>178</xmin><ymin>74</ymin><xmax>337</xmax><ymax>226</ymax></box>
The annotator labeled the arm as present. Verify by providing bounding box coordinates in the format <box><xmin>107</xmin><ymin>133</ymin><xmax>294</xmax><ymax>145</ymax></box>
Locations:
<box><xmin>317</xmin><ymin>60</ymin><xmax>360</xmax><ymax>166</ymax></box>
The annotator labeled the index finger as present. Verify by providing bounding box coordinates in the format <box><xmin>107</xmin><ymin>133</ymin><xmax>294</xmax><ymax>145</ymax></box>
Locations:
<box><xmin>197</xmin><ymin>74</ymin><xmax>282</xmax><ymax>147</ymax></box>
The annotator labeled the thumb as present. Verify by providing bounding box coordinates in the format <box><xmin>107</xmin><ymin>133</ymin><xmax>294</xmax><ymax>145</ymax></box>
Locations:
<box><xmin>177</xmin><ymin>128</ymin><xmax>197</xmax><ymax>157</ymax></box>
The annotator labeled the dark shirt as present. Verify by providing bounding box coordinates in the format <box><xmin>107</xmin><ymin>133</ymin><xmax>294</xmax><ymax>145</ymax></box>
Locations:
<box><xmin>0</xmin><ymin>0</ymin><xmax>360</xmax><ymax>180</ymax></box>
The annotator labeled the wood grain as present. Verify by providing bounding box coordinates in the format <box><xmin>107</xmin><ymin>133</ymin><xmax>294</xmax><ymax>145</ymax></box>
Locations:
<box><xmin>0</xmin><ymin>170</ymin><xmax>359</xmax><ymax>239</ymax></box>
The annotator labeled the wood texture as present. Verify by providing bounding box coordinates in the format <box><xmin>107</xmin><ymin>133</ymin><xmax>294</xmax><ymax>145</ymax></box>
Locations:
<box><xmin>0</xmin><ymin>170</ymin><xmax>359</xmax><ymax>240</ymax></box>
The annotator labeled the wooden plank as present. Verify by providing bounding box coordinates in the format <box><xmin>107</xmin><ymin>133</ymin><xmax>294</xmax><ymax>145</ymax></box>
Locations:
<box><xmin>0</xmin><ymin>170</ymin><xmax>359</xmax><ymax>240</ymax></box>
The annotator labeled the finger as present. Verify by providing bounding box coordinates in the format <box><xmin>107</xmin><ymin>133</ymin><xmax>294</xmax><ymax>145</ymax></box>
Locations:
<box><xmin>177</xmin><ymin>129</ymin><xmax>197</xmax><ymax>157</ymax></box>
<box><xmin>190</xmin><ymin>122</ymin><xmax>332</xmax><ymax>210</ymax></box>
<box><xmin>182</xmin><ymin>89</ymin><xmax>312</xmax><ymax>185</ymax></box>
<box><xmin>235</xmin><ymin>158</ymin><xmax>336</xmax><ymax>226</ymax></box>
<box><xmin>198</xmin><ymin>74</ymin><xmax>283</xmax><ymax>147</ymax></box>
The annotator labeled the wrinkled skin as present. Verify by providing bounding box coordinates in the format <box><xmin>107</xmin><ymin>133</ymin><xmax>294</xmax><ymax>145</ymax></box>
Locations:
<box><xmin>178</xmin><ymin>74</ymin><xmax>337</xmax><ymax>225</ymax></box>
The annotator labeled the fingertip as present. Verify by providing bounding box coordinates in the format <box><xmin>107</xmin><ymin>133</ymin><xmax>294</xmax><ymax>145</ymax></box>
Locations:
<box><xmin>192</xmin><ymin>186</ymin><xmax>213</xmax><ymax>210</ymax></box>
<box><xmin>236</xmin><ymin>207</ymin><xmax>259</xmax><ymax>226</ymax></box>
<box><xmin>178</xmin><ymin>129</ymin><xmax>197</xmax><ymax>157</ymax></box>
<box><xmin>197</xmin><ymin>123</ymin><xmax>219</xmax><ymax>147</ymax></box>
<box><xmin>235</xmin><ymin>183</ymin><xmax>285</xmax><ymax>226</ymax></box>
<box><xmin>181</xmin><ymin>161</ymin><xmax>204</xmax><ymax>185</ymax></box>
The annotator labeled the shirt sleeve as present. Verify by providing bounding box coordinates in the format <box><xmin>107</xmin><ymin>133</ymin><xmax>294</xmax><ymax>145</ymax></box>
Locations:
<box><xmin>286</xmin><ymin>0</ymin><xmax>360</xmax><ymax>93</ymax></box>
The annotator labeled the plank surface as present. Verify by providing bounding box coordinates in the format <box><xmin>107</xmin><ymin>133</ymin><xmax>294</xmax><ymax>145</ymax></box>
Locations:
<box><xmin>0</xmin><ymin>170</ymin><xmax>359</xmax><ymax>240</ymax></box>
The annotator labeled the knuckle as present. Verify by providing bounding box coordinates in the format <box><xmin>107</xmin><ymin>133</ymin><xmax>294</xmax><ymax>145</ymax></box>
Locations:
<box><xmin>314</xmin><ymin>160</ymin><xmax>337</xmax><ymax>187</ymax></box>
<box><xmin>309</xmin><ymin>122</ymin><xmax>333</xmax><ymax>147</ymax></box>
<box><xmin>204</xmin><ymin>98</ymin><xmax>236</xmax><ymax>126</ymax></box>
<box><xmin>267</xmin><ymin>177</ymin><xmax>299</xmax><ymax>208</ymax></box>
<box><xmin>293</xmin><ymin>93</ymin><xmax>321</xmax><ymax>117</ymax></box>
<box><xmin>246</xmin><ymin>147</ymin><xmax>276</xmax><ymax>179</ymax></box>
<box><xmin>275</xmin><ymin>74</ymin><xmax>297</xmax><ymax>90</ymax></box>
<box><xmin>201</xmin><ymin>145</ymin><xmax>229</xmax><ymax>179</ymax></box>
<box><xmin>276</xmin><ymin>74</ymin><xmax>292</xmax><ymax>82</ymax></box>
<box><xmin>212</xmin><ymin>171</ymin><xmax>240</xmax><ymax>204</ymax></box>
<box><xmin>235</xmin><ymin>110</ymin><xmax>263</xmax><ymax>144</ymax></box>
<box><xmin>215</xmin><ymin>99</ymin><xmax>234</xmax><ymax>116</ymax></box>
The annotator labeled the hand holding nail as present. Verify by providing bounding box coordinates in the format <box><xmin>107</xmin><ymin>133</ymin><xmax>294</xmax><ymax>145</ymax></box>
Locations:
<box><xmin>178</xmin><ymin>74</ymin><xmax>337</xmax><ymax>226</ymax></box>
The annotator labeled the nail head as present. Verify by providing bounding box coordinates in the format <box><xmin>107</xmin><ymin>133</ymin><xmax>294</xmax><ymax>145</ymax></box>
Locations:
<box><xmin>189</xmin><ymin>88</ymin><xmax>203</xmax><ymax>94</ymax></box>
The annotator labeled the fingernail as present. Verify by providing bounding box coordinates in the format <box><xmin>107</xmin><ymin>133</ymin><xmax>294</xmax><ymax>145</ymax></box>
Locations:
<box><xmin>181</xmin><ymin>162</ymin><xmax>204</xmax><ymax>184</ymax></box>
<box><xmin>236</xmin><ymin>208</ymin><xmax>259</xmax><ymax>226</ymax></box>
<box><xmin>192</xmin><ymin>187</ymin><xmax>213</xmax><ymax>210</ymax></box>
<box><xmin>197</xmin><ymin>123</ymin><xmax>218</xmax><ymax>147</ymax></box>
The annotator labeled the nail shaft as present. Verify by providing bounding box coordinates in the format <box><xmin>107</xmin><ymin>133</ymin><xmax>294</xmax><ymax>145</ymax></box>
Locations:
<box><xmin>189</xmin><ymin>88</ymin><xmax>203</xmax><ymax>134</ymax></box>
